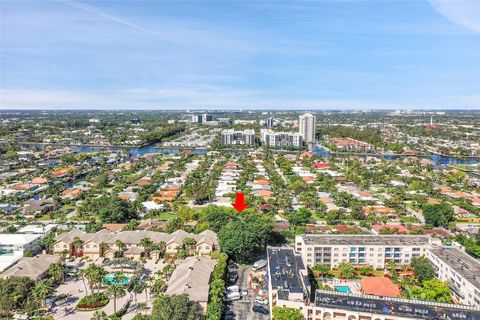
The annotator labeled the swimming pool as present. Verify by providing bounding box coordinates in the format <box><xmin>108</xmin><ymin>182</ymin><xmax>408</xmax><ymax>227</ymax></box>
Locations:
<box><xmin>334</xmin><ymin>285</ymin><xmax>352</xmax><ymax>293</ymax></box>
<box><xmin>104</xmin><ymin>273</ymin><xmax>131</xmax><ymax>285</ymax></box>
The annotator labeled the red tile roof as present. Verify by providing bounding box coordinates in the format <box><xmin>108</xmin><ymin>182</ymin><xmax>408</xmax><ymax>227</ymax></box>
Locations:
<box><xmin>360</xmin><ymin>277</ymin><xmax>400</xmax><ymax>297</ymax></box>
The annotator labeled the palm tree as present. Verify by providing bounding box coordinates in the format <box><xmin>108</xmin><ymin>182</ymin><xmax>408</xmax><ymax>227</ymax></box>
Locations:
<box><xmin>105</xmin><ymin>284</ymin><xmax>126</xmax><ymax>314</ymax></box>
<box><xmin>140</xmin><ymin>237</ymin><xmax>153</xmax><ymax>258</ymax></box>
<box><xmin>83</xmin><ymin>263</ymin><xmax>104</xmax><ymax>294</ymax></box>
<box><xmin>113</xmin><ymin>271</ymin><xmax>127</xmax><ymax>285</ymax></box>
<box><xmin>115</xmin><ymin>240</ymin><xmax>125</xmax><ymax>257</ymax></box>
<box><xmin>153</xmin><ymin>241</ymin><xmax>166</xmax><ymax>258</ymax></box>
<box><xmin>72</xmin><ymin>236</ymin><xmax>84</xmax><ymax>256</ymax></box>
<box><xmin>99</xmin><ymin>242</ymin><xmax>109</xmax><ymax>258</ymax></box>
<box><xmin>34</xmin><ymin>279</ymin><xmax>53</xmax><ymax>308</ymax></box>
<box><xmin>48</xmin><ymin>262</ymin><xmax>65</xmax><ymax>284</ymax></box>
<box><xmin>337</xmin><ymin>262</ymin><xmax>355</xmax><ymax>279</ymax></box>
<box><xmin>79</xmin><ymin>268</ymin><xmax>89</xmax><ymax>296</ymax></box>
<box><xmin>182</xmin><ymin>237</ymin><xmax>197</xmax><ymax>255</ymax></box>
<box><xmin>132</xmin><ymin>283</ymin><xmax>143</xmax><ymax>306</ymax></box>
<box><xmin>91</xmin><ymin>310</ymin><xmax>108</xmax><ymax>320</ymax></box>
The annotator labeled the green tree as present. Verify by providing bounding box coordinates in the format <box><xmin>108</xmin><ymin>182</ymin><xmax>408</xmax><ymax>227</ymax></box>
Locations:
<box><xmin>272</xmin><ymin>306</ymin><xmax>304</xmax><ymax>320</ymax></box>
<box><xmin>288</xmin><ymin>208</ymin><xmax>312</xmax><ymax>226</ymax></box>
<box><xmin>410</xmin><ymin>256</ymin><xmax>436</xmax><ymax>282</ymax></box>
<box><xmin>0</xmin><ymin>276</ymin><xmax>35</xmax><ymax>314</ymax></box>
<box><xmin>311</xmin><ymin>264</ymin><xmax>331</xmax><ymax>278</ymax></box>
<box><xmin>423</xmin><ymin>203</ymin><xmax>454</xmax><ymax>228</ymax></box>
<box><xmin>151</xmin><ymin>294</ymin><xmax>202</xmax><ymax>320</ymax></box>
<box><xmin>411</xmin><ymin>279</ymin><xmax>451</xmax><ymax>303</ymax></box>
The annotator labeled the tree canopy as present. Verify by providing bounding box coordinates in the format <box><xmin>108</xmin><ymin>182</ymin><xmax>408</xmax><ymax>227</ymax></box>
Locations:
<box><xmin>422</xmin><ymin>203</ymin><xmax>454</xmax><ymax>228</ymax></box>
<box><xmin>151</xmin><ymin>294</ymin><xmax>202</xmax><ymax>320</ymax></box>
<box><xmin>272</xmin><ymin>306</ymin><xmax>304</xmax><ymax>320</ymax></box>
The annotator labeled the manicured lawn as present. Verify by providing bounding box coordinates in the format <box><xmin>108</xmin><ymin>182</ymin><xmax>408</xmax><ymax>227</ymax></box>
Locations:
<box><xmin>156</xmin><ymin>212</ymin><xmax>177</xmax><ymax>219</ymax></box>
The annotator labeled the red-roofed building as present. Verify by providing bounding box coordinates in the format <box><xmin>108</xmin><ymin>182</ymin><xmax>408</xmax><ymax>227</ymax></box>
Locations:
<box><xmin>360</xmin><ymin>277</ymin><xmax>400</xmax><ymax>297</ymax></box>
<box><xmin>372</xmin><ymin>224</ymin><xmax>410</xmax><ymax>234</ymax></box>
<box><xmin>313</xmin><ymin>163</ymin><xmax>331</xmax><ymax>170</ymax></box>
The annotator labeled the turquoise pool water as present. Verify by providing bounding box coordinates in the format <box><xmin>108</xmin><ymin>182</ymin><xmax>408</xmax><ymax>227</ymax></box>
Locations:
<box><xmin>104</xmin><ymin>273</ymin><xmax>131</xmax><ymax>285</ymax></box>
<box><xmin>334</xmin><ymin>285</ymin><xmax>352</xmax><ymax>293</ymax></box>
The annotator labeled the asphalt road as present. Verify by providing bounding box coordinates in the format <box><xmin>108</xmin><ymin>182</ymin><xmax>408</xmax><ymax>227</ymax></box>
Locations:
<box><xmin>227</xmin><ymin>265</ymin><xmax>270</xmax><ymax>320</ymax></box>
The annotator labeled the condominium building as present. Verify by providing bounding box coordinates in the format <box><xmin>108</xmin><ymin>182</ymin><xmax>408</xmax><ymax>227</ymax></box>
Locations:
<box><xmin>295</xmin><ymin>234</ymin><xmax>432</xmax><ymax>269</ymax></box>
<box><xmin>265</xmin><ymin>117</ymin><xmax>274</xmax><ymax>129</ymax></box>
<box><xmin>260</xmin><ymin>129</ymin><xmax>303</xmax><ymax>148</ymax></box>
<box><xmin>267</xmin><ymin>247</ymin><xmax>480</xmax><ymax>320</ymax></box>
<box><xmin>221</xmin><ymin>129</ymin><xmax>255</xmax><ymax>145</ymax></box>
<box><xmin>299</xmin><ymin>112</ymin><xmax>316</xmax><ymax>143</ymax></box>
<box><xmin>428</xmin><ymin>247</ymin><xmax>480</xmax><ymax>308</ymax></box>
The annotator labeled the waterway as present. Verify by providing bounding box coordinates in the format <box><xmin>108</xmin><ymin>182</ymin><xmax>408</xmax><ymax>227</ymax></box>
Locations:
<box><xmin>15</xmin><ymin>142</ymin><xmax>478</xmax><ymax>165</ymax></box>
<box><xmin>312</xmin><ymin>145</ymin><xmax>479</xmax><ymax>165</ymax></box>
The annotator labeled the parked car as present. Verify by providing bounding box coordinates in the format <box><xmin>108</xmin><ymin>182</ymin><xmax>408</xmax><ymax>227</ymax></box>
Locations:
<box><xmin>252</xmin><ymin>305</ymin><xmax>269</xmax><ymax>315</ymax></box>
<box><xmin>226</xmin><ymin>285</ymin><xmax>240</xmax><ymax>292</ymax></box>
<box><xmin>228</xmin><ymin>262</ymin><xmax>238</xmax><ymax>272</ymax></box>
<box><xmin>225</xmin><ymin>310</ymin><xmax>235</xmax><ymax>317</ymax></box>
<box><xmin>255</xmin><ymin>296</ymin><xmax>268</xmax><ymax>305</ymax></box>
<box><xmin>228</xmin><ymin>272</ymin><xmax>238</xmax><ymax>283</ymax></box>
<box><xmin>252</xmin><ymin>259</ymin><xmax>267</xmax><ymax>270</ymax></box>
<box><xmin>224</xmin><ymin>291</ymin><xmax>241</xmax><ymax>301</ymax></box>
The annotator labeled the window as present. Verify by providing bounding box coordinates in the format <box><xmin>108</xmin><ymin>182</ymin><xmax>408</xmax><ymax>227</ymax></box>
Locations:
<box><xmin>206</xmin><ymin>246</ymin><xmax>210</xmax><ymax>250</ymax></box>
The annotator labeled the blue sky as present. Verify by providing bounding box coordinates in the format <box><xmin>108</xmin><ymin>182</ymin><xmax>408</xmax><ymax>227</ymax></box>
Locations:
<box><xmin>0</xmin><ymin>0</ymin><xmax>479</xmax><ymax>109</ymax></box>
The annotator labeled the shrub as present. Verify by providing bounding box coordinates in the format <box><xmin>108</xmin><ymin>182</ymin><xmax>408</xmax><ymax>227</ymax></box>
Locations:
<box><xmin>76</xmin><ymin>293</ymin><xmax>109</xmax><ymax>311</ymax></box>
<box><xmin>115</xmin><ymin>300</ymin><xmax>131</xmax><ymax>317</ymax></box>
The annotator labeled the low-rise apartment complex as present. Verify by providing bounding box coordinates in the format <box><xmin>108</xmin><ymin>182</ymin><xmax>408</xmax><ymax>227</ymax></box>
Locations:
<box><xmin>53</xmin><ymin>229</ymin><xmax>218</xmax><ymax>259</ymax></box>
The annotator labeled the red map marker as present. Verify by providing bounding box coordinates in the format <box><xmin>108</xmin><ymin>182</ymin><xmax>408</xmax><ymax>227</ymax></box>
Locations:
<box><xmin>232</xmin><ymin>192</ymin><xmax>249</xmax><ymax>212</ymax></box>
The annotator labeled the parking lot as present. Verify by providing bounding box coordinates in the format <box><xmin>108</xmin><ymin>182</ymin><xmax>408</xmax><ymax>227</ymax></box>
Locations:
<box><xmin>225</xmin><ymin>265</ymin><xmax>270</xmax><ymax>320</ymax></box>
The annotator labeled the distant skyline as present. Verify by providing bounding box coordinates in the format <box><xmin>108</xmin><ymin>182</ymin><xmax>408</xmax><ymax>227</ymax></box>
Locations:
<box><xmin>1</xmin><ymin>0</ymin><xmax>479</xmax><ymax>110</ymax></box>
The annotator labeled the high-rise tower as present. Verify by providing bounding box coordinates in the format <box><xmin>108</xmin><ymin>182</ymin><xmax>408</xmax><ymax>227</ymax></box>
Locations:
<box><xmin>299</xmin><ymin>113</ymin><xmax>317</xmax><ymax>143</ymax></box>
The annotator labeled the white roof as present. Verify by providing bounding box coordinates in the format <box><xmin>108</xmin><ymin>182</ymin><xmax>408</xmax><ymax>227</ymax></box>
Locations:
<box><xmin>142</xmin><ymin>201</ymin><xmax>165</xmax><ymax>210</ymax></box>
<box><xmin>17</xmin><ymin>224</ymin><xmax>57</xmax><ymax>234</ymax></box>
<box><xmin>0</xmin><ymin>234</ymin><xmax>41</xmax><ymax>245</ymax></box>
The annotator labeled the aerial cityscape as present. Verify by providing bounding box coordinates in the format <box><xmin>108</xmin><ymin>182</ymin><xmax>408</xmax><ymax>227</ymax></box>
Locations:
<box><xmin>1</xmin><ymin>1</ymin><xmax>480</xmax><ymax>320</ymax></box>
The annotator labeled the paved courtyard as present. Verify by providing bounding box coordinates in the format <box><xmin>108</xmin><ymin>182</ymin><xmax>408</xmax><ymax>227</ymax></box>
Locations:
<box><xmin>45</xmin><ymin>259</ymin><xmax>170</xmax><ymax>319</ymax></box>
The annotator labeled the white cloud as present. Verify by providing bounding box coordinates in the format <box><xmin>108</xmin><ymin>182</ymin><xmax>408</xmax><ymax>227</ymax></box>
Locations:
<box><xmin>428</xmin><ymin>0</ymin><xmax>480</xmax><ymax>33</ymax></box>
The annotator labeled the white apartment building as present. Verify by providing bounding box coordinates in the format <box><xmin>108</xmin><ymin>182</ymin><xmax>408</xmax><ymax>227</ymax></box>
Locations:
<box><xmin>267</xmin><ymin>247</ymin><xmax>479</xmax><ymax>320</ymax></box>
<box><xmin>295</xmin><ymin>234</ymin><xmax>433</xmax><ymax>269</ymax></box>
<box><xmin>221</xmin><ymin>129</ymin><xmax>255</xmax><ymax>145</ymax></box>
<box><xmin>428</xmin><ymin>246</ymin><xmax>480</xmax><ymax>308</ymax></box>
<box><xmin>260</xmin><ymin>129</ymin><xmax>303</xmax><ymax>147</ymax></box>
<box><xmin>299</xmin><ymin>112</ymin><xmax>317</xmax><ymax>143</ymax></box>
<box><xmin>0</xmin><ymin>234</ymin><xmax>42</xmax><ymax>272</ymax></box>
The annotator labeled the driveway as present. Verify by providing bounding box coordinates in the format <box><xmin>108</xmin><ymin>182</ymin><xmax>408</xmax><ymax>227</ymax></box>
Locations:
<box><xmin>228</xmin><ymin>265</ymin><xmax>270</xmax><ymax>320</ymax></box>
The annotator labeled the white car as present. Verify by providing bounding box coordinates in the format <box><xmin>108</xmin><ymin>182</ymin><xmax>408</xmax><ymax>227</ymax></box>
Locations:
<box><xmin>255</xmin><ymin>296</ymin><xmax>268</xmax><ymax>305</ymax></box>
